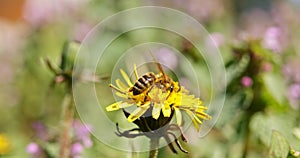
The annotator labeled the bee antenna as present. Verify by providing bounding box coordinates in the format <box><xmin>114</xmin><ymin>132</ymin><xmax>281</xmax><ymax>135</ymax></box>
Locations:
<box><xmin>148</xmin><ymin>49</ymin><xmax>166</xmax><ymax>78</ymax></box>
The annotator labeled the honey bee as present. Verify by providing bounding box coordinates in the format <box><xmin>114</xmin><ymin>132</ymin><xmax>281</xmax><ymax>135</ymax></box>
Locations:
<box><xmin>108</xmin><ymin>53</ymin><xmax>188</xmax><ymax>154</ymax></box>
<box><xmin>110</xmin><ymin>53</ymin><xmax>179</xmax><ymax>101</ymax></box>
<box><xmin>107</xmin><ymin>52</ymin><xmax>210</xmax><ymax>155</ymax></box>
<box><xmin>130</xmin><ymin>64</ymin><xmax>176</xmax><ymax>95</ymax></box>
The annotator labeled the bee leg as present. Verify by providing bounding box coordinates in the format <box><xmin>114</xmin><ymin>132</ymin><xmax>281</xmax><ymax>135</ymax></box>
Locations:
<box><xmin>166</xmin><ymin>84</ymin><xmax>174</xmax><ymax>99</ymax></box>
<box><xmin>163</xmin><ymin>135</ymin><xmax>178</xmax><ymax>154</ymax></box>
<box><xmin>168</xmin><ymin>124</ymin><xmax>187</xmax><ymax>142</ymax></box>
<box><xmin>178</xmin><ymin>85</ymin><xmax>181</xmax><ymax>92</ymax></box>
<box><xmin>167</xmin><ymin>131</ymin><xmax>188</xmax><ymax>153</ymax></box>
<box><xmin>115</xmin><ymin>123</ymin><xmax>143</xmax><ymax>138</ymax></box>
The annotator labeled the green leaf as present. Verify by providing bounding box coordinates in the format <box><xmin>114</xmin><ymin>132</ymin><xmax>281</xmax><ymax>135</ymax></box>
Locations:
<box><xmin>226</xmin><ymin>54</ymin><xmax>250</xmax><ymax>85</ymax></box>
<box><xmin>250</xmin><ymin>113</ymin><xmax>272</xmax><ymax>146</ymax></box>
<box><xmin>263</xmin><ymin>73</ymin><xmax>287</xmax><ymax>106</ymax></box>
<box><xmin>268</xmin><ymin>130</ymin><xmax>290</xmax><ymax>158</ymax></box>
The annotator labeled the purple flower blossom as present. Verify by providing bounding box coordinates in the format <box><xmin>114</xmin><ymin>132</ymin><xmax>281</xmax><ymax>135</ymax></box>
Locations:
<box><xmin>23</xmin><ymin>0</ymin><xmax>54</xmax><ymax>26</ymax></box>
<box><xmin>283</xmin><ymin>60</ymin><xmax>300</xmax><ymax>83</ymax></box>
<box><xmin>185</xmin><ymin>0</ymin><xmax>224</xmax><ymax>22</ymax></box>
<box><xmin>241</xmin><ymin>76</ymin><xmax>253</xmax><ymax>87</ymax></box>
<box><xmin>283</xmin><ymin>59</ymin><xmax>300</xmax><ymax>109</ymax></box>
<box><xmin>23</xmin><ymin>0</ymin><xmax>87</xmax><ymax>27</ymax></box>
<box><xmin>288</xmin><ymin>84</ymin><xmax>300</xmax><ymax>99</ymax></box>
<box><xmin>209</xmin><ymin>32</ymin><xmax>225</xmax><ymax>48</ymax></box>
<box><xmin>71</xmin><ymin>142</ymin><xmax>84</xmax><ymax>156</ymax></box>
<box><xmin>26</xmin><ymin>142</ymin><xmax>42</xmax><ymax>157</ymax></box>
<box><xmin>73</xmin><ymin>120</ymin><xmax>93</xmax><ymax>148</ymax></box>
<box><xmin>32</xmin><ymin>122</ymin><xmax>49</xmax><ymax>141</ymax></box>
<box><xmin>287</xmin><ymin>84</ymin><xmax>300</xmax><ymax>109</ymax></box>
<box><xmin>263</xmin><ymin>27</ymin><xmax>283</xmax><ymax>53</ymax></box>
<box><xmin>205</xmin><ymin>32</ymin><xmax>225</xmax><ymax>50</ymax></box>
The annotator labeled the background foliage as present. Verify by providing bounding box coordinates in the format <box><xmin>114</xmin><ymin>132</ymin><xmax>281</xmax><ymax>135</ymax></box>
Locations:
<box><xmin>0</xmin><ymin>0</ymin><xmax>300</xmax><ymax>157</ymax></box>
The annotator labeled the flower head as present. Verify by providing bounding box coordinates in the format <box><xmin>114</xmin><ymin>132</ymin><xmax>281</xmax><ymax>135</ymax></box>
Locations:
<box><xmin>71</xmin><ymin>142</ymin><xmax>84</xmax><ymax>157</ymax></box>
<box><xmin>32</xmin><ymin>122</ymin><xmax>49</xmax><ymax>141</ymax></box>
<box><xmin>26</xmin><ymin>142</ymin><xmax>41</xmax><ymax>157</ymax></box>
<box><xmin>263</xmin><ymin>26</ymin><xmax>283</xmax><ymax>53</ymax></box>
<box><xmin>0</xmin><ymin>134</ymin><xmax>11</xmax><ymax>155</ymax></box>
<box><xmin>241</xmin><ymin>76</ymin><xmax>253</xmax><ymax>87</ymax></box>
<box><xmin>106</xmin><ymin>64</ymin><xmax>211</xmax><ymax>131</ymax></box>
<box><xmin>106</xmin><ymin>62</ymin><xmax>211</xmax><ymax>154</ymax></box>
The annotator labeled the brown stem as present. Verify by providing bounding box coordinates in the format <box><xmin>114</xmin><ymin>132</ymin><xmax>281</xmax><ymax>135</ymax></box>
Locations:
<box><xmin>58</xmin><ymin>93</ymin><xmax>74</xmax><ymax>158</ymax></box>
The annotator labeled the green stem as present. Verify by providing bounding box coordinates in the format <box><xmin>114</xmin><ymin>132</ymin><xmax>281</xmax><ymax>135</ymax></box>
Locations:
<box><xmin>58</xmin><ymin>93</ymin><xmax>74</xmax><ymax>158</ymax></box>
<box><xmin>242</xmin><ymin>115</ymin><xmax>251</xmax><ymax>158</ymax></box>
<box><xmin>149</xmin><ymin>138</ymin><xmax>159</xmax><ymax>158</ymax></box>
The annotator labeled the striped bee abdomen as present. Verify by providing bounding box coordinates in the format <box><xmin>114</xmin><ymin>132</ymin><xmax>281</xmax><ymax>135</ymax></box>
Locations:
<box><xmin>131</xmin><ymin>73</ymin><xmax>155</xmax><ymax>95</ymax></box>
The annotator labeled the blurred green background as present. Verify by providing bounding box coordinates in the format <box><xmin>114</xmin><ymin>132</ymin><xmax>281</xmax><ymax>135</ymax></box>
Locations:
<box><xmin>0</xmin><ymin>0</ymin><xmax>300</xmax><ymax>158</ymax></box>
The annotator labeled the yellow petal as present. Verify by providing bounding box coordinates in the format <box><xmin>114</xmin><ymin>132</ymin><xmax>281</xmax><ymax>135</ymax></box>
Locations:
<box><xmin>133</xmin><ymin>64</ymin><xmax>139</xmax><ymax>80</ymax></box>
<box><xmin>186</xmin><ymin>110</ymin><xmax>203</xmax><ymax>124</ymax></box>
<box><xmin>180</xmin><ymin>94</ymin><xmax>198</xmax><ymax>106</ymax></box>
<box><xmin>106</xmin><ymin>101</ymin><xmax>133</xmax><ymax>111</ymax></box>
<box><xmin>185</xmin><ymin>110</ymin><xmax>201</xmax><ymax>131</ymax></box>
<box><xmin>175</xmin><ymin>108</ymin><xmax>182</xmax><ymax>126</ymax></box>
<box><xmin>162</xmin><ymin>104</ymin><xmax>171</xmax><ymax>117</ymax></box>
<box><xmin>194</xmin><ymin>115</ymin><xmax>203</xmax><ymax>124</ymax></box>
<box><xmin>198</xmin><ymin>100</ymin><xmax>203</xmax><ymax>105</ymax></box>
<box><xmin>152</xmin><ymin>103</ymin><xmax>162</xmax><ymax>119</ymax></box>
<box><xmin>196</xmin><ymin>111</ymin><xmax>211</xmax><ymax>120</ymax></box>
<box><xmin>195</xmin><ymin>105</ymin><xmax>211</xmax><ymax>120</ymax></box>
<box><xmin>120</xmin><ymin>69</ymin><xmax>133</xmax><ymax>87</ymax></box>
<box><xmin>115</xmin><ymin>92</ymin><xmax>128</xmax><ymax>98</ymax></box>
<box><xmin>196</xmin><ymin>106</ymin><xmax>208</xmax><ymax>112</ymax></box>
<box><xmin>127</xmin><ymin>102</ymin><xmax>150</xmax><ymax>122</ymax></box>
<box><xmin>116</xmin><ymin>79</ymin><xmax>128</xmax><ymax>91</ymax></box>
<box><xmin>106</xmin><ymin>102</ymin><xmax>121</xmax><ymax>111</ymax></box>
<box><xmin>120</xmin><ymin>102</ymin><xmax>135</xmax><ymax>108</ymax></box>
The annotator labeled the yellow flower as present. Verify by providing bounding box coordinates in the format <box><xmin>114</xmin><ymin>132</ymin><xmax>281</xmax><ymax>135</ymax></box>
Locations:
<box><xmin>0</xmin><ymin>134</ymin><xmax>11</xmax><ymax>155</ymax></box>
<box><xmin>106</xmin><ymin>66</ymin><xmax>211</xmax><ymax>131</ymax></box>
